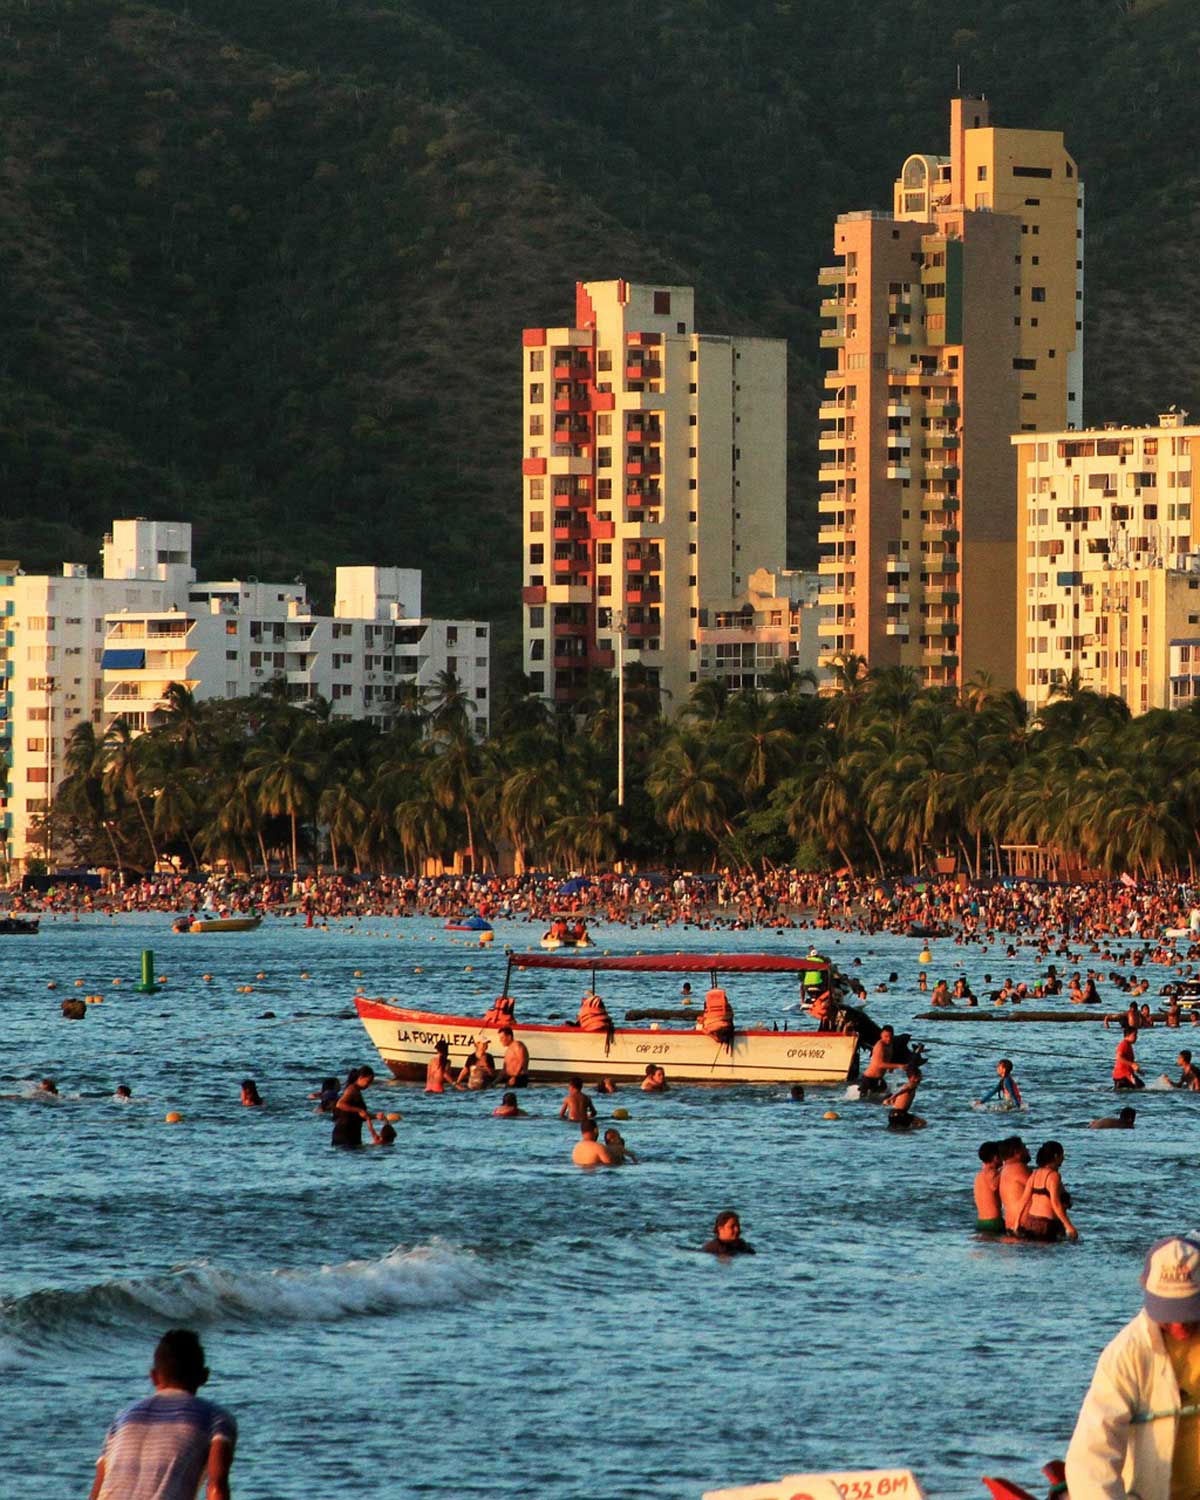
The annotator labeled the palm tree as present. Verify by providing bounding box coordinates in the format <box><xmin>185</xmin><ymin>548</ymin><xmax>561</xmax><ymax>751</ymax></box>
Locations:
<box><xmin>717</xmin><ymin>692</ymin><xmax>800</xmax><ymax>801</ymax></box>
<box><xmin>646</xmin><ymin>735</ymin><xmax>734</xmax><ymax>856</ymax></box>
<box><xmin>244</xmin><ymin>721</ymin><xmax>321</xmax><ymax>873</ymax></box>
<box><xmin>101</xmin><ymin>718</ymin><xmax>160</xmax><ymax>869</ymax></box>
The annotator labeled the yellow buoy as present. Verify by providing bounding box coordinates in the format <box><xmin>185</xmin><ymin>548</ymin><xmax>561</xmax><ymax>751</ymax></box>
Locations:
<box><xmin>165</xmin><ymin>1111</ymin><xmax>183</xmax><ymax>1124</ymax></box>
<box><xmin>386</xmin><ymin>1111</ymin><xmax>401</xmax><ymax>1122</ymax></box>
<box><xmin>479</xmin><ymin>932</ymin><xmax>494</xmax><ymax>946</ymax></box>
<box><xmin>613</xmin><ymin>1107</ymin><xmax>630</xmax><ymax>1120</ymax></box>
<box><xmin>918</xmin><ymin>948</ymin><xmax>932</xmax><ymax>965</ymax></box>
<box><xmin>157</xmin><ymin>976</ymin><xmax>167</xmax><ymax>984</ymax></box>
<box><xmin>823</xmin><ymin>1110</ymin><xmax>840</xmax><ymax>1120</ymax></box>
<box><xmin>202</xmin><ymin>973</ymin><xmax>213</xmax><ymax>982</ymax></box>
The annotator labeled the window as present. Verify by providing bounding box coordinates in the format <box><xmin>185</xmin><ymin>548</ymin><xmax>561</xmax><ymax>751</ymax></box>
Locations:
<box><xmin>529</xmin><ymin>415</ymin><xmax>544</xmax><ymax>436</ymax></box>
<box><xmin>529</xmin><ymin>511</ymin><xmax>544</xmax><ymax>533</ymax></box>
<box><xmin>653</xmin><ymin>291</ymin><xmax>671</xmax><ymax>314</ymax></box>
<box><xmin>1031</xmin><ymin>286</ymin><xmax>1046</xmax><ymax>302</ymax></box>
<box><xmin>26</xmin><ymin>738</ymin><xmax>45</xmax><ymax>753</ymax></box>
<box><xmin>976</xmin><ymin>165</ymin><xmax>988</xmax><ymax>181</ymax></box>
<box><xmin>597</xmin><ymin>350</ymin><xmax>611</xmax><ymax>371</ymax></box>
<box><xmin>1013</xmin><ymin>357</ymin><xmax>1037</xmax><ymax>371</ymax></box>
<box><xmin>528</xmin><ymin>383</ymin><xmax>544</xmax><ymax>403</ymax></box>
<box><xmin>1013</xmin><ymin>165</ymin><xmax>1052</xmax><ymax>179</ymax></box>
<box><xmin>596</xmin><ymin>414</ymin><xmax>612</xmax><ymax>436</ymax></box>
<box><xmin>597</xmin><ymin>447</ymin><xmax>611</xmax><ymax>468</ymax></box>
<box><xmin>529</xmin><ymin>350</ymin><xmax>544</xmax><ymax>371</ymax></box>
<box><xmin>529</xmin><ymin>544</ymin><xmax>544</xmax><ymax>565</ymax></box>
<box><xmin>528</xmin><ymin>607</ymin><xmax>544</xmax><ymax>629</ymax></box>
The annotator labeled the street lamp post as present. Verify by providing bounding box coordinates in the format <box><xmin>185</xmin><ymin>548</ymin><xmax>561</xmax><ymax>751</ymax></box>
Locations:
<box><xmin>614</xmin><ymin>611</ymin><xmax>627</xmax><ymax>808</ymax></box>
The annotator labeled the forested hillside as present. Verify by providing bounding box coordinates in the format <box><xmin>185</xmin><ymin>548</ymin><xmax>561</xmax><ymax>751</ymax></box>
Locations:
<box><xmin>2</xmin><ymin>0</ymin><xmax>1198</xmax><ymax>666</ymax></box>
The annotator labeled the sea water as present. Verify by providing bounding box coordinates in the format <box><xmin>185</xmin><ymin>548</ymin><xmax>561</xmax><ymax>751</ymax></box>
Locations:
<box><xmin>0</xmin><ymin>912</ymin><xmax>1192</xmax><ymax>1498</ymax></box>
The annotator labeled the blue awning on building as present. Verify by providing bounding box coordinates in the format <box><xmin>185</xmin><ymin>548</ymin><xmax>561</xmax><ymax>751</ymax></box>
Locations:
<box><xmin>101</xmin><ymin>649</ymin><xmax>145</xmax><ymax>670</ymax></box>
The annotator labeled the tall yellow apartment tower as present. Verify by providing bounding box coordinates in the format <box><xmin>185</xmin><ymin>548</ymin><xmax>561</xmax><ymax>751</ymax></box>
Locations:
<box><xmin>521</xmin><ymin>281</ymin><xmax>786</xmax><ymax>710</ymax></box>
<box><xmin>817</xmin><ymin>97</ymin><xmax>1084</xmax><ymax>689</ymax></box>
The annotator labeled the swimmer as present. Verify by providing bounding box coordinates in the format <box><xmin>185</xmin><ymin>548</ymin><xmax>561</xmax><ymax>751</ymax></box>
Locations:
<box><xmin>571</xmin><ymin>1119</ymin><xmax>614</xmax><ymax>1168</ymax></box>
<box><xmin>884</xmin><ymin>1064</ymin><xmax>922</xmax><ymax>1128</ymax></box>
<box><xmin>310</xmin><ymin>1077</ymin><xmax>339</xmax><ymax>1113</ymax></box>
<box><xmin>37</xmin><ymin>1078</ymin><xmax>59</xmax><ymax>1096</ymax></box>
<box><xmin>974</xmin><ymin>1141</ymin><xmax>1003</xmax><ymax>1233</ymax></box>
<box><xmin>603</xmin><ymin>1128</ymin><xmax>638</xmax><ymax>1164</ymax></box>
<box><xmin>595</xmin><ymin>1077</ymin><xmax>617</xmax><ymax>1095</ymax></box>
<box><xmin>240</xmin><ymin>1079</ymin><xmax>263</xmax><ymax>1107</ymax></box>
<box><xmin>1090</xmin><ymin>1106</ymin><xmax>1137</xmax><ymax>1130</ymax></box>
<box><xmin>113</xmin><ymin>1084</ymin><xmax>133</xmax><ymax>1103</ymax></box>
<box><xmin>559</xmin><ymin>1076</ymin><xmax>596</xmax><ymax>1123</ymax></box>
<box><xmin>492</xmin><ymin>1091</ymin><xmax>528</xmax><ymax>1118</ymax></box>
<box><xmin>789</xmin><ymin>1084</ymin><xmax>805</xmax><ymax>1102</ymax></box>
<box><xmin>702</xmin><ymin>1210</ymin><xmax>756</xmax><ymax>1257</ymax></box>
<box><xmin>640</xmin><ymin>1064</ymin><xmax>666</xmax><ymax>1093</ymax></box>
<box><xmin>975</xmin><ymin>1058</ymin><xmax>1022</xmax><ymax>1110</ymax></box>
<box><xmin>374</xmin><ymin>1113</ymin><xmax>397</xmax><ymax>1145</ymax></box>
<box><xmin>1178</xmin><ymin>1051</ymin><xmax>1200</xmax><ymax>1090</ymax></box>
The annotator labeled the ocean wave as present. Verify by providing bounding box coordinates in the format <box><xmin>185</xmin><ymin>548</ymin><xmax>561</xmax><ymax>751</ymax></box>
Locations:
<box><xmin>0</xmin><ymin>1242</ymin><xmax>482</xmax><ymax>1342</ymax></box>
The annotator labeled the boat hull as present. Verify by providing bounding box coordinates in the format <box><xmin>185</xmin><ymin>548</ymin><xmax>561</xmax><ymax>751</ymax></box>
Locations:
<box><xmin>355</xmin><ymin>999</ymin><xmax>857</xmax><ymax>1085</ymax></box>
<box><xmin>184</xmin><ymin>917</ymin><xmax>262</xmax><ymax>933</ymax></box>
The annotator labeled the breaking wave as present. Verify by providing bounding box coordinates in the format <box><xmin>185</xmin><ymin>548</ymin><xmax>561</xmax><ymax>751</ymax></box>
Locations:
<box><xmin>0</xmin><ymin>1241</ymin><xmax>483</xmax><ymax>1343</ymax></box>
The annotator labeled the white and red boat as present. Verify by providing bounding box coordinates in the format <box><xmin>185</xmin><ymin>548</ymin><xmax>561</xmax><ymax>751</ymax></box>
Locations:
<box><xmin>354</xmin><ymin>951</ymin><xmax>859</xmax><ymax>1086</ymax></box>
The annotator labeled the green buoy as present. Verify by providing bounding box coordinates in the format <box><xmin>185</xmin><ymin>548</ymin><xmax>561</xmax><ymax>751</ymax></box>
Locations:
<box><xmin>135</xmin><ymin>949</ymin><xmax>161</xmax><ymax>993</ymax></box>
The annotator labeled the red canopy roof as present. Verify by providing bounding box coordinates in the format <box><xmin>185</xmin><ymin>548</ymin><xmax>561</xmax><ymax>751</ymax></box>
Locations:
<box><xmin>510</xmin><ymin>952</ymin><xmax>828</xmax><ymax>974</ymax></box>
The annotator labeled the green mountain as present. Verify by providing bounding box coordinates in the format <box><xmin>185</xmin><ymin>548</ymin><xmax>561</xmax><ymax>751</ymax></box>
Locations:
<box><xmin>2</xmin><ymin>0</ymin><xmax>1198</xmax><ymax>671</ymax></box>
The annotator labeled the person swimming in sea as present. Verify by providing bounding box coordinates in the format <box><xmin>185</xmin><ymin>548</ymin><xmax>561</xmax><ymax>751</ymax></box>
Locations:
<box><xmin>975</xmin><ymin>1058</ymin><xmax>1022</xmax><ymax>1110</ymax></box>
<box><xmin>702</xmin><ymin>1210</ymin><xmax>756</xmax><ymax>1257</ymax></box>
<box><xmin>974</xmin><ymin>1141</ymin><xmax>1003</xmax><ymax>1233</ymax></box>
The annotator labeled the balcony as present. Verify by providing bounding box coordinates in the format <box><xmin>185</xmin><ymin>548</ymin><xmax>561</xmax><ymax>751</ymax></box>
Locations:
<box><xmin>589</xmin><ymin>648</ymin><xmax>615</xmax><ymax>670</ymax></box>
<box><xmin>626</xmin><ymin>331</ymin><xmax>662</xmax><ymax>347</ymax></box>
<box><xmin>553</xmin><ymin>393</ymin><xmax>590</xmax><ymax>413</ymax></box>
<box><xmin>553</xmin><ymin>651</ymin><xmax>588</xmax><ymax>669</ymax></box>
<box><xmin>625</xmin><ymin>586</ymin><xmax>662</xmax><ymax>606</ymax></box>
<box><xmin>626</xmin><ymin>487</ymin><xmax>662</xmax><ymax>505</ymax></box>
<box><xmin>886</xmin><ymin>403</ymin><xmax>911</xmax><ymax>419</ymax></box>
<box><xmin>522</xmin><ymin>458</ymin><xmax>547</xmax><ymax>477</ymax></box>
<box><xmin>553</xmin><ymin>360</ymin><xmax>590</xmax><ymax>381</ymax></box>
<box><xmin>819</xmin><ymin>326</ymin><xmax>845</xmax><ymax>348</ymax></box>
<box><xmin>592</xmin><ymin>390</ymin><xmax>615</xmax><ymax>412</ymax></box>
<box><xmin>626</xmin><ymin>426</ymin><xmax>662</xmax><ymax>445</ymax></box>
<box><xmin>819</xmin><ymin>296</ymin><xmax>846</xmax><ymax>318</ymax></box>
<box><xmin>885</xmin><ymin>590</ymin><xmax>910</xmax><ymax>606</ymax></box>
<box><xmin>818</xmin><ymin>429</ymin><xmax>848</xmax><ymax>448</ymax></box>
<box><xmin>625</xmin><ymin>556</ymin><xmax>662</xmax><ymax>574</ymax></box>
<box><xmin>546</xmin><ymin>583</ymin><xmax>591</xmax><ymax>605</ymax></box>
<box><xmin>930</xmin><ymin>400</ymin><xmax>961</xmax><ymax>420</ymax></box>
<box><xmin>553</xmin><ymin>620</ymin><xmax>587</xmax><ymax>638</ymax></box>
<box><xmin>817</xmin><ymin>265</ymin><xmax>845</xmax><ymax>286</ymax></box>
<box><xmin>885</xmin><ymin>621</ymin><xmax>910</xmax><ymax>638</ymax></box>
<box><xmin>626</xmin><ymin>619</ymin><xmax>661</xmax><ymax>639</ymax></box>
<box><xmin>626</xmin><ymin>457</ymin><xmax>661</xmax><ymax>477</ymax></box>
<box><xmin>886</xmin><ymin>464</ymin><xmax>911</xmax><ymax>480</ymax></box>
<box><xmin>554</xmin><ymin>426</ymin><xmax>589</xmax><ymax>446</ymax></box>
<box><xmin>621</xmin><ymin>389</ymin><xmax>666</xmax><ymax>411</ymax></box>
<box><xmin>553</xmin><ymin>524</ymin><xmax>590</xmax><ymax>542</ymax></box>
<box><xmin>592</xmin><ymin>520</ymin><xmax>615</xmax><ymax>540</ymax></box>
<box><xmin>547</xmin><ymin>454</ymin><xmax>592</xmax><ymax>476</ymax></box>
<box><xmin>626</xmin><ymin>362</ymin><xmax>662</xmax><ymax>381</ymax></box>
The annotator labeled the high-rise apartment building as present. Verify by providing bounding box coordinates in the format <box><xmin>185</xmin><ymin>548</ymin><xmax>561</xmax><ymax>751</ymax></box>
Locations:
<box><xmin>817</xmin><ymin>97</ymin><xmax>1084</xmax><ymax>689</ymax></box>
<box><xmin>0</xmin><ymin>520</ymin><xmax>490</xmax><ymax>872</ymax></box>
<box><xmin>521</xmin><ymin>280</ymin><xmax>786</xmax><ymax>709</ymax></box>
<box><xmin>1014</xmin><ymin>411</ymin><xmax>1200</xmax><ymax>714</ymax></box>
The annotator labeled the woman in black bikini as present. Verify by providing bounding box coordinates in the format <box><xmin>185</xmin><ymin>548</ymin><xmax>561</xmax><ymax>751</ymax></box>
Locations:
<box><xmin>1016</xmin><ymin>1140</ymin><xmax>1078</xmax><ymax>1242</ymax></box>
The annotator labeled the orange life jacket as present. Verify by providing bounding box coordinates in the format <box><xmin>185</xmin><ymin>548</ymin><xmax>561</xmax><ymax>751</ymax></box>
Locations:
<box><xmin>701</xmin><ymin>987</ymin><xmax>734</xmax><ymax>1036</ymax></box>
<box><xmin>577</xmin><ymin>993</ymin><xmax>611</xmax><ymax>1031</ymax></box>
<box><xmin>482</xmin><ymin>994</ymin><xmax>516</xmax><ymax>1028</ymax></box>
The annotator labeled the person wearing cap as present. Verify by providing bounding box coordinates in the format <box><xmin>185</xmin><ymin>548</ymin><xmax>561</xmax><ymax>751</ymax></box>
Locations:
<box><xmin>1065</xmin><ymin>1235</ymin><xmax>1200</xmax><ymax>1500</ymax></box>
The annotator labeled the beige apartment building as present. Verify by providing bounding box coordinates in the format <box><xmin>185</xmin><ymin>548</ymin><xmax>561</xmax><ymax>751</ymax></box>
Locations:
<box><xmin>818</xmin><ymin>97</ymin><xmax>1084</xmax><ymax>690</ymax></box>
<box><xmin>521</xmin><ymin>280</ymin><xmax>787</xmax><ymax>710</ymax></box>
<box><xmin>1014</xmin><ymin>412</ymin><xmax>1200</xmax><ymax>714</ymax></box>
<box><xmin>696</xmin><ymin>567</ymin><xmax>823</xmax><ymax>692</ymax></box>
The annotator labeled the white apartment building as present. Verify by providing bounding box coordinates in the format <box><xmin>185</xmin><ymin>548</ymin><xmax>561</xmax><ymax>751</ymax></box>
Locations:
<box><xmin>696</xmin><ymin>567</ymin><xmax>825</xmax><ymax>692</ymax></box>
<box><xmin>1013</xmin><ymin>412</ymin><xmax>1200</xmax><ymax>714</ymax></box>
<box><xmin>521</xmin><ymin>280</ymin><xmax>787</xmax><ymax>710</ymax></box>
<box><xmin>1</xmin><ymin>520</ymin><xmax>490</xmax><ymax>871</ymax></box>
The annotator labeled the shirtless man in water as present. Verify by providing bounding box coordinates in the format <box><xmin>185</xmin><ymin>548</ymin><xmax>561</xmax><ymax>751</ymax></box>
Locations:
<box><xmin>974</xmin><ymin>1141</ymin><xmax>1003</xmax><ymax>1233</ymax></box>
<box><xmin>999</xmin><ymin>1136</ymin><xmax>1031</xmax><ymax>1233</ymax></box>
<box><xmin>498</xmin><ymin>1028</ymin><xmax>529</xmax><ymax>1088</ymax></box>
<box><xmin>860</xmin><ymin>1026</ymin><xmax>906</xmax><ymax>1097</ymax></box>
<box><xmin>572</xmin><ymin>1119</ymin><xmax>614</xmax><ymax>1168</ymax></box>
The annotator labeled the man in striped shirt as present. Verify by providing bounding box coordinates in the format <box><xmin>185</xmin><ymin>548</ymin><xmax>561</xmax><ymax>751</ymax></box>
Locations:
<box><xmin>90</xmin><ymin>1329</ymin><xmax>237</xmax><ymax>1500</ymax></box>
